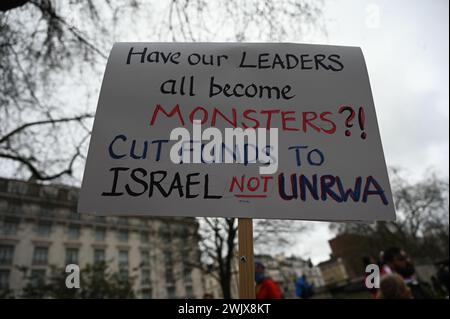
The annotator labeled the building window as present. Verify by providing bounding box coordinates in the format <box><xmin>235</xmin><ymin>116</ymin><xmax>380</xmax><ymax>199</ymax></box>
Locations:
<box><xmin>95</xmin><ymin>227</ymin><xmax>106</xmax><ymax>241</ymax></box>
<box><xmin>117</xmin><ymin>217</ymin><xmax>129</xmax><ymax>225</ymax></box>
<box><xmin>160</xmin><ymin>224</ymin><xmax>172</xmax><ymax>243</ymax></box>
<box><xmin>68</xmin><ymin>224</ymin><xmax>80</xmax><ymax>240</ymax></box>
<box><xmin>140</xmin><ymin>231</ymin><xmax>149</xmax><ymax>243</ymax></box>
<box><xmin>181</xmin><ymin>226</ymin><xmax>191</xmax><ymax>240</ymax></box>
<box><xmin>118</xmin><ymin>250</ymin><xmax>129</xmax><ymax>268</ymax></box>
<box><xmin>138</xmin><ymin>219</ymin><xmax>148</xmax><ymax>227</ymax></box>
<box><xmin>39</xmin><ymin>207</ymin><xmax>53</xmax><ymax>218</ymax></box>
<box><xmin>30</xmin><ymin>269</ymin><xmax>46</xmax><ymax>287</ymax></box>
<box><xmin>185</xmin><ymin>285</ymin><xmax>194</xmax><ymax>298</ymax></box>
<box><xmin>32</xmin><ymin>247</ymin><xmax>49</xmax><ymax>265</ymax></box>
<box><xmin>141</xmin><ymin>250</ymin><xmax>150</xmax><ymax>267</ymax></box>
<box><xmin>164</xmin><ymin>251</ymin><xmax>175</xmax><ymax>284</ymax></box>
<box><xmin>9</xmin><ymin>182</ymin><xmax>28</xmax><ymax>195</ymax></box>
<box><xmin>0</xmin><ymin>179</ymin><xmax>7</xmax><ymax>192</ymax></box>
<box><xmin>184</xmin><ymin>267</ymin><xmax>192</xmax><ymax>283</ymax></box>
<box><xmin>94</xmin><ymin>249</ymin><xmax>105</xmax><ymax>263</ymax></box>
<box><xmin>141</xmin><ymin>288</ymin><xmax>152</xmax><ymax>299</ymax></box>
<box><xmin>27</xmin><ymin>184</ymin><xmax>40</xmax><ymax>196</ymax></box>
<box><xmin>65</xmin><ymin>248</ymin><xmax>79</xmax><ymax>265</ymax></box>
<box><xmin>68</xmin><ymin>212</ymin><xmax>81</xmax><ymax>220</ymax></box>
<box><xmin>166</xmin><ymin>270</ymin><xmax>174</xmax><ymax>284</ymax></box>
<box><xmin>0</xmin><ymin>245</ymin><xmax>14</xmax><ymax>265</ymax></box>
<box><xmin>117</xmin><ymin>249</ymin><xmax>129</xmax><ymax>282</ymax></box>
<box><xmin>166</xmin><ymin>286</ymin><xmax>176</xmax><ymax>298</ymax></box>
<box><xmin>164</xmin><ymin>251</ymin><xmax>172</xmax><ymax>266</ymax></box>
<box><xmin>95</xmin><ymin>216</ymin><xmax>106</xmax><ymax>223</ymax></box>
<box><xmin>0</xmin><ymin>270</ymin><xmax>10</xmax><ymax>289</ymax></box>
<box><xmin>41</xmin><ymin>187</ymin><xmax>58</xmax><ymax>199</ymax></box>
<box><xmin>182</xmin><ymin>251</ymin><xmax>192</xmax><ymax>283</ymax></box>
<box><xmin>7</xmin><ymin>203</ymin><xmax>22</xmax><ymax>215</ymax></box>
<box><xmin>119</xmin><ymin>268</ymin><xmax>129</xmax><ymax>282</ymax></box>
<box><xmin>141</xmin><ymin>269</ymin><xmax>151</xmax><ymax>285</ymax></box>
<box><xmin>118</xmin><ymin>229</ymin><xmax>128</xmax><ymax>243</ymax></box>
<box><xmin>58</xmin><ymin>189</ymin><xmax>69</xmax><ymax>201</ymax></box>
<box><xmin>1</xmin><ymin>217</ymin><xmax>20</xmax><ymax>235</ymax></box>
<box><xmin>165</xmin><ymin>266</ymin><xmax>174</xmax><ymax>285</ymax></box>
<box><xmin>36</xmin><ymin>221</ymin><xmax>52</xmax><ymax>237</ymax></box>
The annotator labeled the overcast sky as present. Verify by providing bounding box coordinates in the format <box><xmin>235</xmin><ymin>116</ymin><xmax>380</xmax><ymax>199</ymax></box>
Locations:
<box><xmin>61</xmin><ymin>0</ymin><xmax>450</xmax><ymax>264</ymax></box>
<box><xmin>290</xmin><ymin>0</ymin><xmax>449</xmax><ymax>264</ymax></box>
<box><xmin>3</xmin><ymin>0</ymin><xmax>448</xmax><ymax>266</ymax></box>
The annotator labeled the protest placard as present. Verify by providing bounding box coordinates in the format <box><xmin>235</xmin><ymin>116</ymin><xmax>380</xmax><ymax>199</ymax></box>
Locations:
<box><xmin>78</xmin><ymin>42</ymin><xmax>395</xmax><ymax>222</ymax></box>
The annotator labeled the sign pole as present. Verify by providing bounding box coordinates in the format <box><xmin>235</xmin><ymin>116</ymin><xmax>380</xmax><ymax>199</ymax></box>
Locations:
<box><xmin>238</xmin><ymin>218</ymin><xmax>255</xmax><ymax>299</ymax></box>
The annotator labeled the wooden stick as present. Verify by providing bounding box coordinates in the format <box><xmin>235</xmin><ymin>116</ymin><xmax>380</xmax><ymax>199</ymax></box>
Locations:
<box><xmin>238</xmin><ymin>218</ymin><xmax>255</xmax><ymax>299</ymax></box>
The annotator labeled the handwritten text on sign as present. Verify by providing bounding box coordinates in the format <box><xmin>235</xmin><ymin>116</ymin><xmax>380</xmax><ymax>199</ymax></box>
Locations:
<box><xmin>78</xmin><ymin>43</ymin><xmax>395</xmax><ymax>222</ymax></box>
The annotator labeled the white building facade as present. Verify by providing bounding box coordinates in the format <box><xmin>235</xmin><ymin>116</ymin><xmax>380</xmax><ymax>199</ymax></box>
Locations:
<box><xmin>0</xmin><ymin>177</ymin><xmax>204</xmax><ymax>298</ymax></box>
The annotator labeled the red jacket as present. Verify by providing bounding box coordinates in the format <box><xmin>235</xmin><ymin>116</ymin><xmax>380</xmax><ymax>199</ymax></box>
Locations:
<box><xmin>256</xmin><ymin>278</ymin><xmax>284</xmax><ymax>299</ymax></box>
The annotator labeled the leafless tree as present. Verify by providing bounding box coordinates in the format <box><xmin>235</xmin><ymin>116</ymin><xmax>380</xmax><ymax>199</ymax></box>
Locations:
<box><xmin>1</xmin><ymin>0</ymin><xmax>324</xmax><ymax>183</ymax></box>
<box><xmin>158</xmin><ymin>0</ymin><xmax>324</xmax><ymax>299</ymax></box>
<box><xmin>330</xmin><ymin>168</ymin><xmax>449</xmax><ymax>262</ymax></box>
<box><xmin>0</xmin><ymin>0</ymin><xmax>117</xmax><ymax>181</ymax></box>
<box><xmin>1</xmin><ymin>0</ymin><xmax>324</xmax><ymax>298</ymax></box>
<box><xmin>195</xmin><ymin>218</ymin><xmax>309</xmax><ymax>298</ymax></box>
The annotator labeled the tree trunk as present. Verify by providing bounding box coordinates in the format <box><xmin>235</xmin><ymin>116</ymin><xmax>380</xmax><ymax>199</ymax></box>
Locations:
<box><xmin>220</xmin><ymin>275</ymin><xmax>232</xmax><ymax>299</ymax></box>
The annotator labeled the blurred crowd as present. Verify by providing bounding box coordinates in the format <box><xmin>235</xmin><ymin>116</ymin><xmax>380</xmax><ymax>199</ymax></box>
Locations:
<box><xmin>252</xmin><ymin>247</ymin><xmax>449</xmax><ymax>299</ymax></box>
<box><xmin>363</xmin><ymin>247</ymin><xmax>449</xmax><ymax>299</ymax></box>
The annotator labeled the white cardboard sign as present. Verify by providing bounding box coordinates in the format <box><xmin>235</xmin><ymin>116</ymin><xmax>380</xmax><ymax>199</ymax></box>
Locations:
<box><xmin>78</xmin><ymin>42</ymin><xmax>396</xmax><ymax>222</ymax></box>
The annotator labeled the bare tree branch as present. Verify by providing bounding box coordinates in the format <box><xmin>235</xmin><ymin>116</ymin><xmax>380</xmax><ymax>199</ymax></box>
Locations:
<box><xmin>0</xmin><ymin>114</ymin><xmax>93</xmax><ymax>144</ymax></box>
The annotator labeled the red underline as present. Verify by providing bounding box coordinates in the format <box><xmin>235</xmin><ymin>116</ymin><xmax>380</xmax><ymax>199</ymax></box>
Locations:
<box><xmin>234</xmin><ymin>194</ymin><xmax>268</xmax><ymax>198</ymax></box>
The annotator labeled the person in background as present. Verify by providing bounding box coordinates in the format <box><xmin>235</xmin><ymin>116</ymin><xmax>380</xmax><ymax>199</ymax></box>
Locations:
<box><xmin>255</xmin><ymin>262</ymin><xmax>284</xmax><ymax>299</ymax></box>
<box><xmin>379</xmin><ymin>250</ymin><xmax>392</xmax><ymax>277</ymax></box>
<box><xmin>382</xmin><ymin>247</ymin><xmax>430</xmax><ymax>299</ymax></box>
<box><xmin>436</xmin><ymin>260</ymin><xmax>449</xmax><ymax>297</ymax></box>
<box><xmin>295</xmin><ymin>275</ymin><xmax>314</xmax><ymax>299</ymax></box>
<box><xmin>377</xmin><ymin>274</ymin><xmax>413</xmax><ymax>299</ymax></box>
